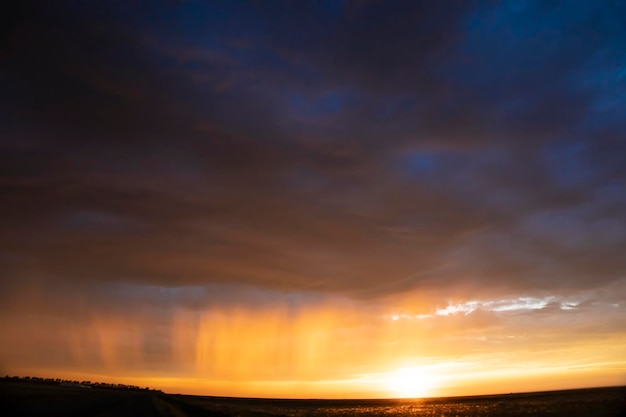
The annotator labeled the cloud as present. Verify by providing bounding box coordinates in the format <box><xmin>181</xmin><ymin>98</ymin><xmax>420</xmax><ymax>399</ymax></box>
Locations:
<box><xmin>1</xmin><ymin>0</ymin><xmax>625</xmax><ymax>309</ymax></box>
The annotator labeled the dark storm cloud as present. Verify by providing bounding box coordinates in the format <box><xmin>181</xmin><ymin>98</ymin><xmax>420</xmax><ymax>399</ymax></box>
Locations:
<box><xmin>2</xmin><ymin>0</ymin><xmax>626</xmax><ymax>306</ymax></box>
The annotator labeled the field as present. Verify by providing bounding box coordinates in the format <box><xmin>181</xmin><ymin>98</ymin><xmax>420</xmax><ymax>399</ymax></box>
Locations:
<box><xmin>2</xmin><ymin>381</ymin><xmax>625</xmax><ymax>416</ymax></box>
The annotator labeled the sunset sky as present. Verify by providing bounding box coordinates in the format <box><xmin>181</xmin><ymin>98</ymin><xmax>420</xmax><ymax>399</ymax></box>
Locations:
<box><xmin>1</xmin><ymin>0</ymin><xmax>626</xmax><ymax>399</ymax></box>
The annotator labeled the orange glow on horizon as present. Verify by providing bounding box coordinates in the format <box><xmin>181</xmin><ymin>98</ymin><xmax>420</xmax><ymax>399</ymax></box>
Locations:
<box><xmin>2</xmin><ymin>285</ymin><xmax>626</xmax><ymax>399</ymax></box>
<box><xmin>382</xmin><ymin>366</ymin><xmax>439</xmax><ymax>398</ymax></box>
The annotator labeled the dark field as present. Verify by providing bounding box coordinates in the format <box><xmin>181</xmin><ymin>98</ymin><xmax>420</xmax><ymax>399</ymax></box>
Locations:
<box><xmin>2</xmin><ymin>381</ymin><xmax>625</xmax><ymax>416</ymax></box>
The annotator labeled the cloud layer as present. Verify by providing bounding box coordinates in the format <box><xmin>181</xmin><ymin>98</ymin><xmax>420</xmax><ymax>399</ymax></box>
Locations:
<box><xmin>1</xmin><ymin>0</ymin><xmax>626</xmax><ymax>396</ymax></box>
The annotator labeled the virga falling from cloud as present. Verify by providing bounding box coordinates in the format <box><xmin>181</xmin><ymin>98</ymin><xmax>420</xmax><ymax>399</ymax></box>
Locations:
<box><xmin>1</xmin><ymin>0</ymin><xmax>626</xmax><ymax>398</ymax></box>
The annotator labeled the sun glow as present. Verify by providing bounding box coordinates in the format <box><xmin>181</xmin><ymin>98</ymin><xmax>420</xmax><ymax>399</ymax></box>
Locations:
<box><xmin>383</xmin><ymin>366</ymin><xmax>436</xmax><ymax>398</ymax></box>
<box><xmin>4</xmin><ymin>283</ymin><xmax>626</xmax><ymax>399</ymax></box>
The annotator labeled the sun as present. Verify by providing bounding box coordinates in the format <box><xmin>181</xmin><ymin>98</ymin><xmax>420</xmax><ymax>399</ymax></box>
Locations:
<box><xmin>384</xmin><ymin>366</ymin><xmax>435</xmax><ymax>398</ymax></box>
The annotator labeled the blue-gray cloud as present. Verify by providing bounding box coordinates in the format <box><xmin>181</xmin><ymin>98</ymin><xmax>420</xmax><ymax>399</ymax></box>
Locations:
<box><xmin>1</xmin><ymin>0</ymin><xmax>625</xmax><ymax>306</ymax></box>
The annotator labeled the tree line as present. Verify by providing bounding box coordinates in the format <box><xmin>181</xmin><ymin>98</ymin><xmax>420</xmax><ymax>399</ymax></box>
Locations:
<box><xmin>2</xmin><ymin>375</ymin><xmax>162</xmax><ymax>392</ymax></box>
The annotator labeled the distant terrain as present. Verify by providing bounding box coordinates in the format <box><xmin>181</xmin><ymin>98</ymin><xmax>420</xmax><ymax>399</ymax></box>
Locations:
<box><xmin>2</xmin><ymin>378</ymin><xmax>626</xmax><ymax>416</ymax></box>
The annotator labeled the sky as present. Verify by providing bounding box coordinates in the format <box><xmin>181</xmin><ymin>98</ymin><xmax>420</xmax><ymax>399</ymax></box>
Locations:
<box><xmin>1</xmin><ymin>0</ymin><xmax>626</xmax><ymax>399</ymax></box>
